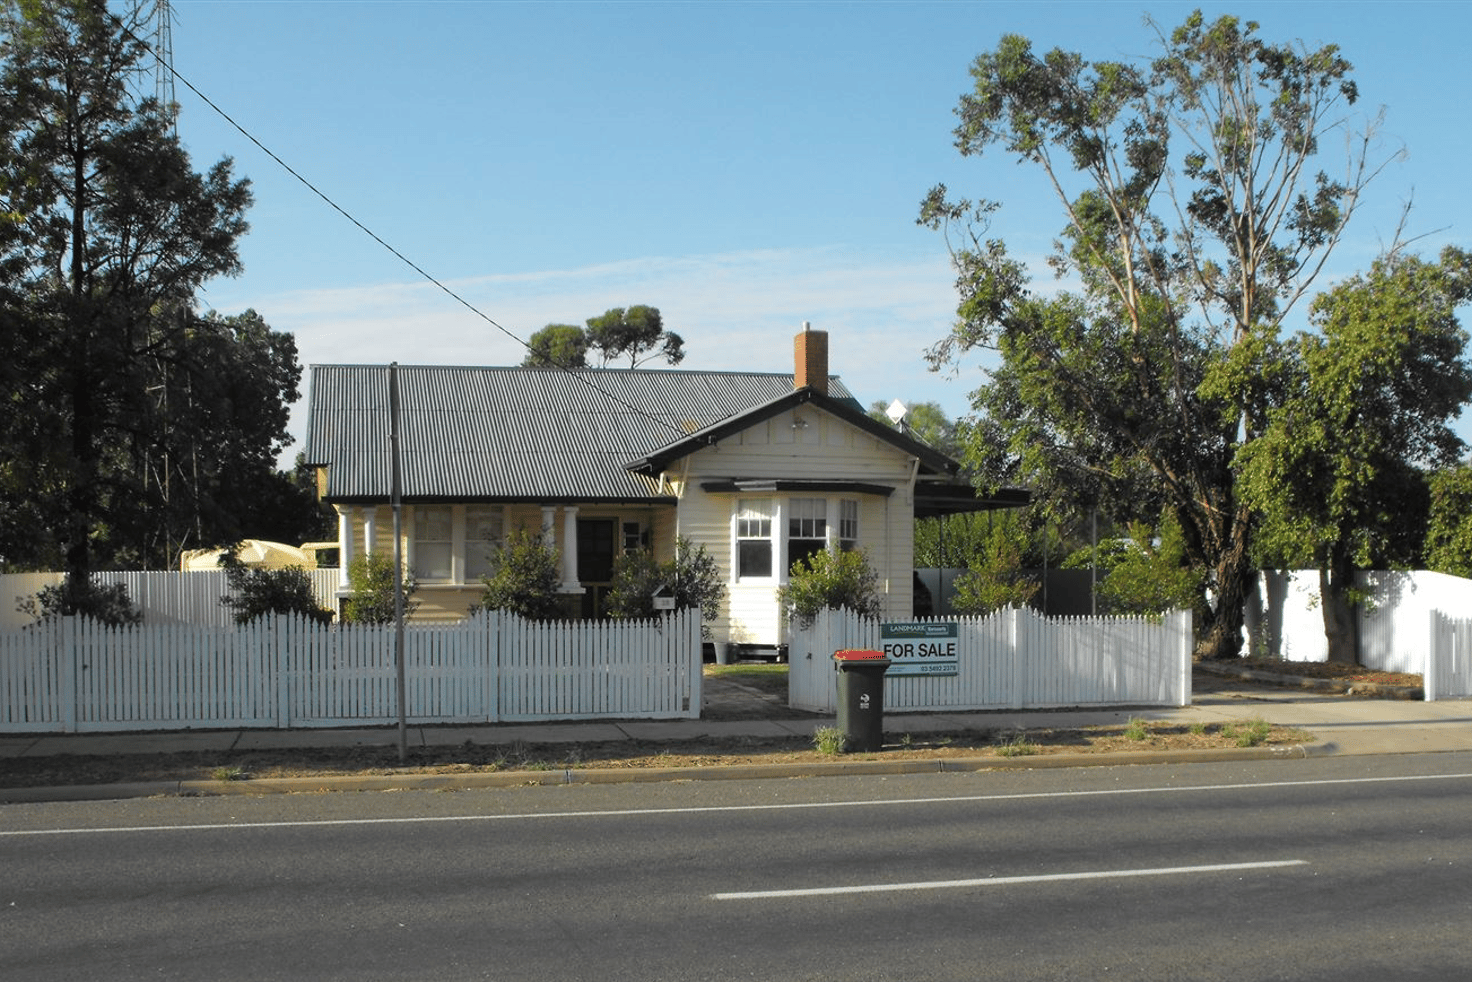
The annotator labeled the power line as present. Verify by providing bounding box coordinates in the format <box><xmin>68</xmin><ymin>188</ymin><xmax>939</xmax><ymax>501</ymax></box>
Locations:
<box><xmin>112</xmin><ymin>12</ymin><xmax>689</xmax><ymax>442</ymax></box>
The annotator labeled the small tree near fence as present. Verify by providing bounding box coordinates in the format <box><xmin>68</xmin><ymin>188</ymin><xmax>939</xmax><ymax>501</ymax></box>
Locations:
<box><xmin>342</xmin><ymin>553</ymin><xmax>419</xmax><ymax>624</ymax></box>
<box><xmin>479</xmin><ymin>528</ymin><xmax>564</xmax><ymax>620</ymax></box>
<box><xmin>18</xmin><ymin>575</ymin><xmax>142</xmax><ymax>626</ymax></box>
<box><xmin>606</xmin><ymin>536</ymin><xmax>726</xmax><ymax>638</ymax></box>
<box><xmin>778</xmin><ymin>549</ymin><xmax>882</xmax><ymax>627</ymax></box>
<box><xmin>951</xmin><ymin>515</ymin><xmax>1039</xmax><ymax>615</ymax></box>
<box><xmin>219</xmin><ymin>548</ymin><xmax>334</xmax><ymax>625</ymax></box>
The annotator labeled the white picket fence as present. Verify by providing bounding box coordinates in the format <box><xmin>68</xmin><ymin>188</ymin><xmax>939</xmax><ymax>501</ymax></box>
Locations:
<box><xmin>787</xmin><ymin>607</ymin><xmax>1193</xmax><ymax>713</ymax></box>
<box><xmin>1429</xmin><ymin>611</ymin><xmax>1472</xmax><ymax>702</ymax></box>
<box><xmin>0</xmin><ymin>570</ymin><xmax>342</xmax><ymax>630</ymax></box>
<box><xmin>0</xmin><ymin>608</ymin><xmax>702</xmax><ymax>733</ymax></box>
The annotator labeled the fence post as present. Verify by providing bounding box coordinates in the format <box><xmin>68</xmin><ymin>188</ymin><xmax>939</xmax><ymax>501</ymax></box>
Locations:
<box><xmin>1175</xmin><ymin>609</ymin><xmax>1193</xmax><ymax>706</ymax></box>
<box><xmin>486</xmin><ymin>609</ymin><xmax>500</xmax><ymax>723</ymax></box>
<box><xmin>59</xmin><ymin>616</ymin><xmax>77</xmax><ymax>733</ymax></box>
<box><xmin>274</xmin><ymin>614</ymin><xmax>290</xmax><ymax>727</ymax></box>
<box><xmin>1008</xmin><ymin>607</ymin><xmax>1023</xmax><ymax>709</ymax></box>
<box><xmin>1427</xmin><ymin>610</ymin><xmax>1441</xmax><ymax>703</ymax></box>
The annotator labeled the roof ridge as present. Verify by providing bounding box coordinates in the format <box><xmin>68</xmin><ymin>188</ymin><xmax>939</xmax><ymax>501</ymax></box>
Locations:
<box><xmin>307</xmin><ymin>363</ymin><xmax>841</xmax><ymax>378</ymax></box>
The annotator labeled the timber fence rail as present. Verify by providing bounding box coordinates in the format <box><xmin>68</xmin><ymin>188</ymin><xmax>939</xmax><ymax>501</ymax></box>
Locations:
<box><xmin>786</xmin><ymin>607</ymin><xmax>1193</xmax><ymax>714</ymax></box>
<box><xmin>0</xmin><ymin>609</ymin><xmax>702</xmax><ymax>733</ymax></box>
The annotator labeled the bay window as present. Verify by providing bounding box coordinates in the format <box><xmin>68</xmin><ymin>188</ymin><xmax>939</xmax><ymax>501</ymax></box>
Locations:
<box><xmin>787</xmin><ymin>498</ymin><xmax>828</xmax><ymax>570</ymax></box>
<box><xmin>732</xmin><ymin>496</ymin><xmax>860</xmax><ymax>581</ymax></box>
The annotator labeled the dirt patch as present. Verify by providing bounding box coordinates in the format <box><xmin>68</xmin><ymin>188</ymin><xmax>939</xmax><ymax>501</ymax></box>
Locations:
<box><xmin>0</xmin><ymin>720</ymin><xmax>1311</xmax><ymax>790</ymax></box>
<box><xmin>1228</xmin><ymin>659</ymin><xmax>1422</xmax><ymax>688</ymax></box>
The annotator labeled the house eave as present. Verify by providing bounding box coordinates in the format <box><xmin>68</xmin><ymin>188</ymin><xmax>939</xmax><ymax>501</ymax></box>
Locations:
<box><xmin>322</xmin><ymin>494</ymin><xmax>680</xmax><ymax>507</ymax></box>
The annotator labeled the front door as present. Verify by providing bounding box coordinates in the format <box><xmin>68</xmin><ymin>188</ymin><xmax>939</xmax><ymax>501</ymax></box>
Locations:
<box><xmin>577</xmin><ymin>518</ymin><xmax>617</xmax><ymax>618</ymax></box>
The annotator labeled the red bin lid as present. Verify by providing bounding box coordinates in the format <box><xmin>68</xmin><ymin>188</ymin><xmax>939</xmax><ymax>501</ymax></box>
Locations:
<box><xmin>832</xmin><ymin>649</ymin><xmax>888</xmax><ymax>661</ymax></box>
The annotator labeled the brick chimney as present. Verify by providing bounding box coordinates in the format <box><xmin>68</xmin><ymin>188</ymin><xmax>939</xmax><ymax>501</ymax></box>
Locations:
<box><xmin>794</xmin><ymin>322</ymin><xmax>829</xmax><ymax>395</ymax></box>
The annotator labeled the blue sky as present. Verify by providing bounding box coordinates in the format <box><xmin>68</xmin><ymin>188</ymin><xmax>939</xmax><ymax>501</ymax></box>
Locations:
<box><xmin>160</xmin><ymin>0</ymin><xmax>1472</xmax><ymax>459</ymax></box>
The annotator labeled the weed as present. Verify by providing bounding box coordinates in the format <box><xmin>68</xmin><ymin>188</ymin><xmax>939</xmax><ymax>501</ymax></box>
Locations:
<box><xmin>899</xmin><ymin>733</ymin><xmax>915</xmax><ymax>749</ymax></box>
<box><xmin>1188</xmin><ymin>722</ymin><xmax>1208</xmax><ymax>736</ymax></box>
<box><xmin>1224</xmin><ymin>718</ymin><xmax>1272</xmax><ymax>747</ymax></box>
<box><xmin>211</xmin><ymin>765</ymin><xmax>247</xmax><ymax>782</ymax></box>
<box><xmin>1124</xmin><ymin>717</ymin><xmax>1150</xmax><ymax>741</ymax></box>
<box><xmin>995</xmin><ymin>732</ymin><xmax>1038</xmax><ymax>757</ymax></box>
<box><xmin>813</xmin><ymin>726</ymin><xmax>846</xmax><ymax>756</ymax></box>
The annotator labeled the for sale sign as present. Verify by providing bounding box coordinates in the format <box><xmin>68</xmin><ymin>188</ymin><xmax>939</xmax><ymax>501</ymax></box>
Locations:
<box><xmin>880</xmin><ymin>622</ymin><xmax>959</xmax><ymax>676</ymax></box>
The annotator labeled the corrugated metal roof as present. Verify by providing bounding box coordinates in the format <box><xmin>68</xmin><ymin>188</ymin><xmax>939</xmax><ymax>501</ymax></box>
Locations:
<box><xmin>303</xmin><ymin>365</ymin><xmax>863</xmax><ymax>502</ymax></box>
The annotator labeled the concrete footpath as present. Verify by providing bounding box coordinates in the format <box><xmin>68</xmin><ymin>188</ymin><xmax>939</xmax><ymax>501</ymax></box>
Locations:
<box><xmin>3</xmin><ymin>670</ymin><xmax>1472</xmax><ymax>803</ymax></box>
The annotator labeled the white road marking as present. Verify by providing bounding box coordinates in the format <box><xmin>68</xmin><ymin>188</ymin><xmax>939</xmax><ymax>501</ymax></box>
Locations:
<box><xmin>711</xmin><ymin>860</ymin><xmax>1310</xmax><ymax>900</ymax></box>
<box><xmin>4</xmin><ymin>772</ymin><xmax>1472</xmax><ymax>838</ymax></box>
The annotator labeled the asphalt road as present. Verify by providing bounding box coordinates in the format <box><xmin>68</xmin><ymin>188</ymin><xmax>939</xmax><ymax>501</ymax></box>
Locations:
<box><xmin>4</xmin><ymin>754</ymin><xmax>1472</xmax><ymax>981</ymax></box>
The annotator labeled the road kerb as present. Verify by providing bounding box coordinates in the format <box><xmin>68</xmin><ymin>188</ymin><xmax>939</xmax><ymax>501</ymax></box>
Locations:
<box><xmin>0</xmin><ymin>741</ymin><xmax>1335</xmax><ymax>804</ymax></box>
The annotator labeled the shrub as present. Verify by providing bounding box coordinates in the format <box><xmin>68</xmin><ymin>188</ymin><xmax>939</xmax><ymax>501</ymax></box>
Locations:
<box><xmin>949</xmin><ymin>515</ymin><xmax>1041</xmax><ymax>616</ymax></box>
<box><xmin>479</xmin><ymin>528</ymin><xmax>565</xmax><ymax>620</ymax></box>
<box><xmin>606</xmin><ymin>536</ymin><xmax>726</xmax><ymax>638</ymax></box>
<box><xmin>778</xmin><ymin>548</ymin><xmax>881</xmax><ymax>628</ymax></box>
<box><xmin>19</xmin><ymin>575</ymin><xmax>143</xmax><ymax>626</ymax></box>
<box><xmin>343</xmin><ymin>552</ymin><xmax>419</xmax><ymax>624</ymax></box>
<box><xmin>1062</xmin><ymin>515</ymin><xmax>1203</xmax><ymax>616</ymax></box>
<box><xmin>219</xmin><ymin>547</ymin><xmax>334</xmax><ymax>625</ymax></box>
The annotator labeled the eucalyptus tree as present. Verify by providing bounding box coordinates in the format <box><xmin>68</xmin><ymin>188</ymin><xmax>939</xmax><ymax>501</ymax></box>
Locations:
<box><xmin>522</xmin><ymin>323</ymin><xmax>590</xmax><ymax>368</ymax></box>
<box><xmin>584</xmin><ymin>305</ymin><xmax>683</xmax><ymax>368</ymax></box>
<box><xmin>921</xmin><ymin>12</ymin><xmax>1388</xmax><ymax>657</ymax></box>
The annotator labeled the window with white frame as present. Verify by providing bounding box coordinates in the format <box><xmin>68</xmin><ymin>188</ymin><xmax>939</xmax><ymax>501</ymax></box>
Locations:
<box><xmin>414</xmin><ymin>506</ymin><xmax>453</xmax><ymax>581</ymax></box>
<box><xmin>734</xmin><ymin>496</ymin><xmax>863</xmax><ymax>581</ymax></box>
<box><xmin>838</xmin><ymin>499</ymin><xmax>859</xmax><ymax>551</ymax></box>
<box><xmin>464</xmin><ymin>505</ymin><xmax>504</xmax><ymax>580</ymax></box>
<box><xmin>736</xmin><ymin>499</ymin><xmax>773</xmax><ymax>578</ymax></box>
<box><xmin>787</xmin><ymin>498</ymin><xmax>827</xmax><ymax>571</ymax></box>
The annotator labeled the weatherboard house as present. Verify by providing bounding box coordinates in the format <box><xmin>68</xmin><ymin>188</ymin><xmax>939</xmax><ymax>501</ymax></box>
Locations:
<box><xmin>302</xmin><ymin>327</ymin><xmax>1016</xmax><ymax>650</ymax></box>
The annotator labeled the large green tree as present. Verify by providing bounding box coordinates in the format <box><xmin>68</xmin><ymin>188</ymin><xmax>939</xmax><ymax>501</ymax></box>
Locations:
<box><xmin>0</xmin><ymin>0</ymin><xmax>297</xmax><ymax>577</ymax></box>
<box><xmin>1238</xmin><ymin>248</ymin><xmax>1472</xmax><ymax>663</ymax></box>
<box><xmin>921</xmin><ymin>12</ymin><xmax>1385</xmax><ymax>657</ymax></box>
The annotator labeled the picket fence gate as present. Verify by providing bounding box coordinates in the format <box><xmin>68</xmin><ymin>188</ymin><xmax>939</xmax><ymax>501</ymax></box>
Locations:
<box><xmin>787</xmin><ymin>607</ymin><xmax>1193</xmax><ymax>714</ymax></box>
<box><xmin>0</xmin><ymin>609</ymin><xmax>702</xmax><ymax>733</ymax></box>
<box><xmin>1428</xmin><ymin>611</ymin><xmax>1472</xmax><ymax>702</ymax></box>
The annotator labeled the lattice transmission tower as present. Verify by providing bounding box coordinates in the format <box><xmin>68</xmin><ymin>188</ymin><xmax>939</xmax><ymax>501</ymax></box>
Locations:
<box><xmin>151</xmin><ymin>0</ymin><xmax>178</xmax><ymax>132</ymax></box>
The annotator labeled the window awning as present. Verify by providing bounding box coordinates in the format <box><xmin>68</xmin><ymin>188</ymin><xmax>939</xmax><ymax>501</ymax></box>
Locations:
<box><xmin>699</xmin><ymin>479</ymin><xmax>896</xmax><ymax>497</ymax></box>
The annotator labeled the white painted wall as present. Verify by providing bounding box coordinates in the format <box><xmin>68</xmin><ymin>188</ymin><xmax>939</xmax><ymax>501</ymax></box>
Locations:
<box><xmin>668</xmin><ymin>405</ymin><xmax>922</xmax><ymax>646</ymax></box>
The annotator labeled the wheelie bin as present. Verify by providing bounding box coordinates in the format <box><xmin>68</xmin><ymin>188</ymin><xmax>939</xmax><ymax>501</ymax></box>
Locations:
<box><xmin>832</xmin><ymin>649</ymin><xmax>891</xmax><ymax>752</ymax></box>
